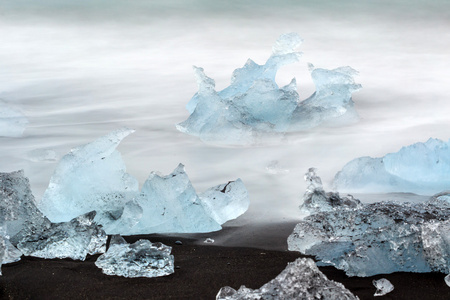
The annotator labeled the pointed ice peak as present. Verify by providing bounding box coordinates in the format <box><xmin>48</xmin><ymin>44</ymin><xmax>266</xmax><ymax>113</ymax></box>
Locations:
<box><xmin>282</xmin><ymin>78</ymin><xmax>297</xmax><ymax>92</ymax></box>
<box><xmin>272</xmin><ymin>32</ymin><xmax>303</xmax><ymax>55</ymax></box>
<box><xmin>192</xmin><ymin>66</ymin><xmax>216</xmax><ymax>93</ymax></box>
<box><xmin>304</xmin><ymin>168</ymin><xmax>323</xmax><ymax>193</ymax></box>
<box><xmin>110</xmin><ymin>235</ymin><xmax>127</xmax><ymax>246</ymax></box>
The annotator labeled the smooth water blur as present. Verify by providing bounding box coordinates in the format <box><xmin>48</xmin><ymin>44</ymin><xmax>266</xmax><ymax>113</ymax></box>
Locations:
<box><xmin>1</xmin><ymin>0</ymin><xmax>449</xmax><ymax>222</ymax></box>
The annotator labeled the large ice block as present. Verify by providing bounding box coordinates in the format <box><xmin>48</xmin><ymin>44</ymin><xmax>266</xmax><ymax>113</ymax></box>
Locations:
<box><xmin>216</xmin><ymin>258</ymin><xmax>358</xmax><ymax>300</ymax></box>
<box><xmin>334</xmin><ymin>138</ymin><xmax>450</xmax><ymax>195</ymax></box>
<box><xmin>177</xmin><ymin>33</ymin><xmax>361</xmax><ymax>144</ymax></box>
<box><xmin>288</xmin><ymin>196</ymin><xmax>450</xmax><ymax>277</ymax></box>
<box><xmin>0</xmin><ymin>100</ymin><xmax>28</xmax><ymax>137</ymax></box>
<box><xmin>17</xmin><ymin>211</ymin><xmax>107</xmax><ymax>261</ymax></box>
<box><xmin>38</xmin><ymin>128</ymin><xmax>140</xmax><ymax>223</ymax></box>
<box><xmin>95</xmin><ymin>235</ymin><xmax>174</xmax><ymax>278</ymax></box>
<box><xmin>0</xmin><ymin>170</ymin><xmax>50</xmax><ymax>245</ymax></box>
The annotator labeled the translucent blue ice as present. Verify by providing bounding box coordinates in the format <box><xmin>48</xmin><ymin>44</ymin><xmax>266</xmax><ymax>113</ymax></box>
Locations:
<box><xmin>334</xmin><ymin>138</ymin><xmax>450</xmax><ymax>194</ymax></box>
<box><xmin>177</xmin><ymin>33</ymin><xmax>361</xmax><ymax>144</ymax></box>
<box><xmin>0</xmin><ymin>100</ymin><xmax>28</xmax><ymax>137</ymax></box>
<box><xmin>39</xmin><ymin>129</ymin><xmax>249</xmax><ymax>234</ymax></box>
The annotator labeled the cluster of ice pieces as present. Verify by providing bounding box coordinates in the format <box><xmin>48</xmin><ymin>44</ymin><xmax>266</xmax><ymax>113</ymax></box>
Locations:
<box><xmin>38</xmin><ymin>128</ymin><xmax>249</xmax><ymax>234</ymax></box>
<box><xmin>177</xmin><ymin>33</ymin><xmax>361</xmax><ymax>144</ymax></box>
<box><xmin>0</xmin><ymin>100</ymin><xmax>28</xmax><ymax>137</ymax></box>
<box><xmin>216</xmin><ymin>257</ymin><xmax>358</xmax><ymax>300</ymax></box>
<box><xmin>95</xmin><ymin>235</ymin><xmax>174</xmax><ymax>278</ymax></box>
<box><xmin>334</xmin><ymin>138</ymin><xmax>450</xmax><ymax>195</ymax></box>
<box><xmin>289</xmin><ymin>169</ymin><xmax>450</xmax><ymax>277</ymax></box>
<box><xmin>0</xmin><ymin>170</ymin><xmax>175</xmax><ymax>278</ymax></box>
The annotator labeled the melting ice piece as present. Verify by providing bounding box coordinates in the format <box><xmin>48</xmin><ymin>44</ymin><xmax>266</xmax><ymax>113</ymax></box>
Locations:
<box><xmin>216</xmin><ymin>257</ymin><xmax>358</xmax><ymax>300</ymax></box>
<box><xmin>445</xmin><ymin>274</ymin><xmax>450</xmax><ymax>287</ymax></box>
<box><xmin>204</xmin><ymin>238</ymin><xmax>214</xmax><ymax>244</ymax></box>
<box><xmin>0</xmin><ymin>170</ymin><xmax>50</xmax><ymax>245</ymax></box>
<box><xmin>38</xmin><ymin>128</ymin><xmax>139</xmax><ymax>223</ymax></box>
<box><xmin>288</xmin><ymin>194</ymin><xmax>450</xmax><ymax>276</ymax></box>
<box><xmin>177</xmin><ymin>33</ymin><xmax>361</xmax><ymax>145</ymax></box>
<box><xmin>334</xmin><ymin>138</ymin><xmax>450</xmax><ymax>195</ymax></box>
<box><xmin>373</xmin><ymin>278</ymin><xmax>394</xmax><ymax>297</ymax></box>
<box><xmin>0</xmin><ymin>232</ymin><xmax>23</xmax><ymax>275</ymax></box>
<box><xmin>300</xmin><ymin>168</ymin><xmax>361</xmax><ymax>213</ymax></box>
<box><xmin>0</xmin><ymin>100</ymin><xmax>28</xmax><ymax>137</ymax></box>
<box><xmin>17</xmin><ymin>211</ymin><xmax>107</xmax><ymax>261</ymax></box>
<box><xmin>95</xmin><ymin>235</ymin><xmax>174</xmax><ymax>278</ymax></box>
<box><xmin>265</xmin><ymin>160</ymin><xmax>289</xmax><ymax>174</ymax></box>
<box><xmin>26</xmin><ymin>148</ymin><xmax>57</xmax><ymax>162</ymax></box>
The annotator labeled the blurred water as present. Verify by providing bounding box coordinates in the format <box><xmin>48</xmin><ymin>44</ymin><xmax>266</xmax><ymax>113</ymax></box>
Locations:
<box><xmin>1</xmin><ymin>0</ymin><xmax>449</xmax><ymax>221</ymax></box>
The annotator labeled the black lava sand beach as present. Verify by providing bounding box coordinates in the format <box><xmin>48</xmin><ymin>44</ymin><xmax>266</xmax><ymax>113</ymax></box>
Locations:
<box><xmin>1</xmin><ymin>221</ymin><xmax>449</xmax><ymax>300</ymax></box>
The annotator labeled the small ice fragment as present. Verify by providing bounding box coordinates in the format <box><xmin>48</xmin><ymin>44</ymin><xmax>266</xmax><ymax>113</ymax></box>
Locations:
<box><xmin>445</xmin><ymin>274</ymin><xmax>450</xmax><ymax>287</ymax></box>
<box><xmin>204</xmin><ymin>238</ymin><xmax>214</xmax><ymax>244</ymax></box>
<box><xmin>373</xmin><ymin>278</ymin><xmax>394</xmax><ymax>296</ymax></box>
<box><xmin>95</xmin><ymin>236</ymin><xmax>174</xmax><ymax>278</ymax></box>
<box><xmin>175</xmin><ymin>241</ymin><xmax>183</xmax><ymax>245</ymax></box>
<box><xmin>265</xmin><ymin>160</ymin><xmax>289</xmax><ymax>174</ymax></box>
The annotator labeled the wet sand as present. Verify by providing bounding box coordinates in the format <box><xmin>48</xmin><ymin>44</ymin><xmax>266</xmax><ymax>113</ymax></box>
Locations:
<box><xmin>1</xmin><ymin>221</ymin><xmax>449</xmax><ymax>299</ymax></box>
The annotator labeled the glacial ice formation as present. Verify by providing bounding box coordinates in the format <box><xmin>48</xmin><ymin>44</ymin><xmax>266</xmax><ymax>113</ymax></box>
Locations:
<box><xmin>289</xmin><ymin>171</ymin><xmax>450</xmax><ymax>277</ymax></box>
<box><xmin>38</xmin><ymin>129</ymin><xmax>249</xmax><ymax>234</ymax></box>
<box><xmin>0</xmin><ymin>170</ymin><xmax>50</xmax><ymax>245</ymax></box>
<box><xmin>17</xmin><ymin>211</ymin><xmax>107</xmax><ymax>261</ymax></box>
<box><xmin>95</xmin><ymin>235</ymin><xmax>174</xmax><ymax>278</ymax></box>
<box><xmin>0</xmin><ymin>233</ymin><xmax>22</xmax><ymax>275</ymax></box>
<box><xmin>177</xmin><ymin>33</ymin><xmax>361</xmax><ymax>144</ymax></box>
<box><xmin>300</xmin><ymin>168</ymin><xmax>361</xmax><ymax>213</ymax></box>
<box><xmin>38</xmin><ymin>128</ymin><xmax>139</xmax><ymax>223</ymax></box>
<box><xmin>0</xmin><ymin>100</ymin><xmax>28</xmax><ymax>137</ymax></box>
<box><xmin>334</xmin><ymin>138</ymin><xmax>450</xmax><ymax>195</ymax></box>
<box><xmin>373</xmin><ymin>278</ymin><xmax>394</xmax><ymax>297</ymax></box>
<box><xmin>216</xmin><ymin>257</ymin><xmax>358</xmax><ymax>300</ymax></box>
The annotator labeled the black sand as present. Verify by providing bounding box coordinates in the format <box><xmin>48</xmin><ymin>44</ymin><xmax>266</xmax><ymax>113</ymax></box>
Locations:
<box><xmin>1</xmin><ymin>221</ymin><xmax>449</xmax><ymax>299</ymax></box>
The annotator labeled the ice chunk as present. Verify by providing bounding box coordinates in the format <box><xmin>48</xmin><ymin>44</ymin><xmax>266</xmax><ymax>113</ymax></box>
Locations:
<box><xmin>0</xmin><ymin>100</ymin><xmax>28</xmax><ymax>137</ymax></box>
<box><xmin>216</xmin><ymin>257</ymin><xmax>358</xmax><ymax>300</ymax></box>
<box><xmin>199</xmin><ymin>179</ymin><xmax>249</xmax><ymax>225</ymax></box>
<box><xmin>0</xmin><ymin>170</ymin><xmax>50</xmax><ymax>245</ymax></box>
<box><xmin>334</xmin><ymin>138</ymin><xmax>450</xmax><ymax>195</ymax></box>
<box><xmin>95</xmin><ymin>235</ymin><xmax>174</xmax><ymax>278</ymax></box>
<box><xmin>300</xmin><ymin>168</ymin><xmax>361</xmax><ymax>213</ymax></box>
<box><xmin>373</xmin><ymin>279</ymin><xmax>394</xmax><ymax>296</ymax></box>
<box><xmin>0</xmin><ymin>232</ymin><xmax>22</xmax><ymax>275</ymax></box>
<box><xmin>177</xmin><ymin>33</ymin><xmax>361</xmax><ymax>145</ymax></box>
<box><xmin>103</xmin><ymin>164</ymin><xmax>223</xmax><ymax>234</ymax></box>
<box><xmin>445</xmin><ymin>274</ymin><xmax>450</xmax><ymax>287</ymax></box>
<box><xmin>17</xmin><ymin>211</ymin><xmax>107</xmax><ymax>261</ymax></box>
<box><xmin>288</xmin><ymin>197</ymin><xmax>450</xmax><ymax>276</ymax></box>
<box><xmin>204</xmin><ymin>238</ymin><xmax>214</xmax><ymax>244</ymax></box>
<box><xmin>265</xmin><ymin>160</ymin><xmax>289</xmax><ymax>174</ymax></box>
<box><xmin>38</xmin><ymin>128</ymin><xmax>140</xmax><ymax>223</ymax></box>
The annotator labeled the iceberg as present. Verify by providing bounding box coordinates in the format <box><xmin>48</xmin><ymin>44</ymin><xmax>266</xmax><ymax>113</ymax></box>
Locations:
<box><xmin>0</xmin><ymin>170</ymin><xmax>50</xmax><ymax>245</ymax></box>
<box><xmin>17</xmin><ymin>211</ymin><xmax>107</xmax><ymax>261</ymax></box>
<box><xmin>334</xmin><ymin>138</ymin><xmax>450</xmax><ymax>194</ymax></box>
<box><xmin>216</xmin><ymin>257</ymin><xmax>358</xmax><ymax>300</ymax></box>
<box><xmin>0</xmin><ymin>100</ymin><xmax>28</xmax><ymax>137</ymax></box>
<box><xmin>373</xmin><ymin>278</ymin><xmax>394</xmax><ymax>297</ymax></box>
<box><xmin>177</xmin><ymin>33</ymin><xmax>361</xmax><ymax>144</ymax></box>
<box><xmin>288</xmin><ymin>174</ymin><xmax>450</xmax><ymax>277</ymax></box>
<box><xmin>95</xmin><ymin>235</ymin><xmax>174</xmax><ymax>278</ymax></box>
<box><xmin>38</xmin><ymin>129</ymin><xmax>249</xmax><ymax>234</ymax></box>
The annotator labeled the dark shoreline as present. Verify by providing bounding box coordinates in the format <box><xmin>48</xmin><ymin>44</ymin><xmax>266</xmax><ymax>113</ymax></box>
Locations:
<box><xmin>1</xmin><ymin>222</ymin><xmax>450</xmax><ymax>299</ymax></box>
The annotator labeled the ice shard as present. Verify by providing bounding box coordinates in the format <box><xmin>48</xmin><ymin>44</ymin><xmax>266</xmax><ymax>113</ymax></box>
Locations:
<box><xmin>289</xmin><ymin>184</ymin><xmax>450</xmax><ymax>276</ymax></box>
<box><xmin>0</xmin><ymin>170</ymin><xmax>50</xmax><ymax>245</ymax></box>
<box><xmin>95</xmin><ymin>235</ymin><xmax>174</xmax><ymax>278</ymax></box>
<box><xmin>334</xmin><ymin>138</ymin><xmax>450</xmax><ymax>195</ymax></box>
<box><xmin>373</xmin><ymin>278</ymin><xmax>394</xmax><ymax>297</ymax></box>
<box><xmin>300</xmin><ymin>168</ymin><xmax>361</xmax><ymax>213</ymax></box>
<box><xmin>177</xmin><ymin>33</ymin><xmax>361</xmax><ymax>144</ymax></box>
<box><xmin>0</xmin><ymin>100</ymin><xmax>28</xmax><ymax>137</ymax></box>
<box><xmin>216</xmin><ymin>258</ymin><xmax>358</xmax><ymax>300</ymax></box>
<box><xmin>38</xmin><ymin>128</ymin><xmax>140</xmax><ymax>223</ymax></box>
<box><xmin>17</xmin><ymin>211</ymin><xmax>107</xmax><ymax>261</ymax></box>
<box><xmin>0</xmin><ymin>232</ymin><xmax>22</xmax><ymax>275</ymax></box>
